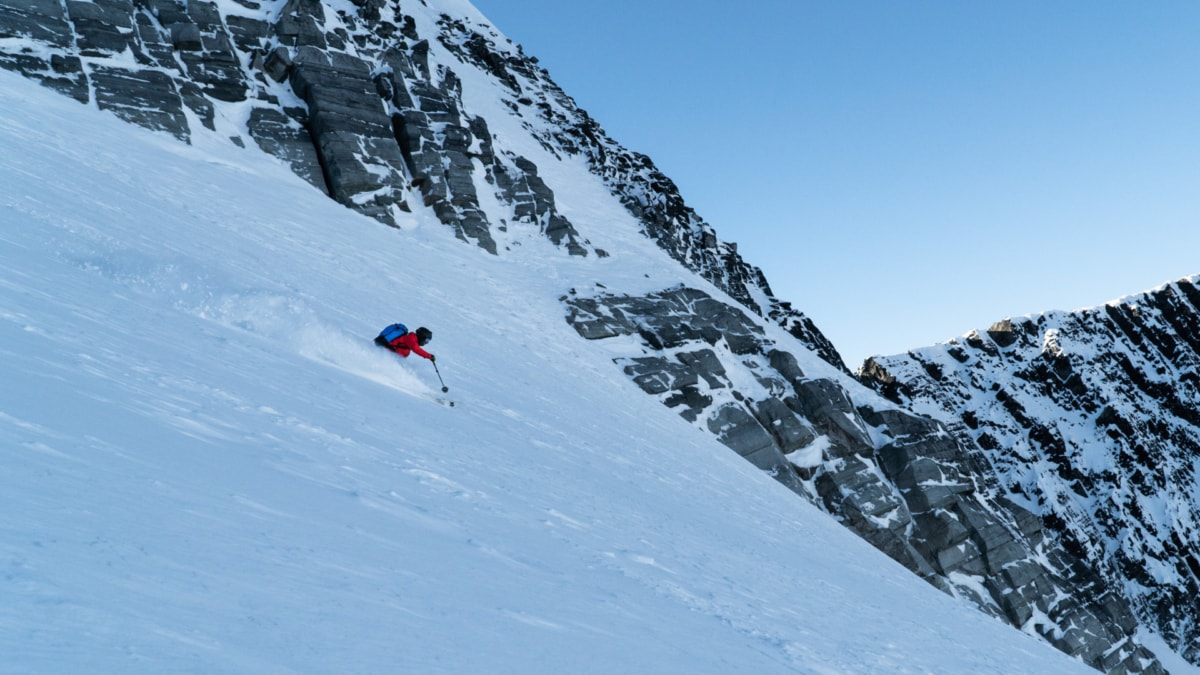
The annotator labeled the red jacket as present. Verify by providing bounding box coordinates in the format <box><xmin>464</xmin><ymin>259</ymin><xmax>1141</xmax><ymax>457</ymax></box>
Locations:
<box><xmin>388</xmin><ymin>331</ymin><xmax>433</xmax><ymax>360</ymax></box>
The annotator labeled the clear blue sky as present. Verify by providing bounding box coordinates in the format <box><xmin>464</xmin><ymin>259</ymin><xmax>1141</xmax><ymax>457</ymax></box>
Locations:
<box><xmin>469</xmin><ymin>0</ymin><xmax>1200</xmax><ymax>367</ymax></box>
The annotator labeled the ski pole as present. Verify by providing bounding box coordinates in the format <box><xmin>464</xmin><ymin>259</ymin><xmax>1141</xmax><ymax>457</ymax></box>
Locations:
<box><xmin>431</xmin><ymin>359</ymin><xmax>448</xmax><ymax>392</ymax></box>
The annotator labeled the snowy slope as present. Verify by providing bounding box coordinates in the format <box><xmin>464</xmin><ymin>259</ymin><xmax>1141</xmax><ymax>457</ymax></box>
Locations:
<box><xmin>0</xmin><ymin>70</ymin><xmax>1102</xmax><ymax>673</ymax></box>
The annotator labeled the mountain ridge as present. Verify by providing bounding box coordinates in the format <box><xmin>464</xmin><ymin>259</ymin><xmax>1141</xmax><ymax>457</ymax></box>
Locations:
<box><xmin>862</xmin><ymin>274</ymin><xmax>1200</xmax><ymax>665</ymax></box>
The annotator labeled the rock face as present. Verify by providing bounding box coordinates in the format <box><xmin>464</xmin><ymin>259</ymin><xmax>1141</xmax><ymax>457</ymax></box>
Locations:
<box><xmin>289</xmin><ymin>45</ymin><xmax>410</xmax><ymax>222</ymax></box>
<box><xmin>0</xmin><ymin>0</ymin><xmax>598</xmax><ymax>255</ymax></box>
<box><xmin>862</xmin><ymin>276</ymin><xmax>1200</xmax><ymax>664</ymax></box>
<box><xmin>0</xmin><ymin>1</ymin><xmax>1186</xmax><ymax>670</ymax></box>
<box><xmin>564</xmin><ymin>286</ymin><xmax>1163</xmax><ymax>673</ymax></box>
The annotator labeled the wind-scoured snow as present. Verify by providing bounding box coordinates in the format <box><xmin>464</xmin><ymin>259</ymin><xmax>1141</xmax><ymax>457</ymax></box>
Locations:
<box><xmin>0</xmin><ymin>70</ymin><xmax>1095</xmax><ymax>673</ymax></box>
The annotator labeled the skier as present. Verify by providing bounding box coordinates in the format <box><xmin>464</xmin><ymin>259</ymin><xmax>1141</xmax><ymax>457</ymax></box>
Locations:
<box><xmin>375</xmin><ymin>323</ymin><xmax>435</xmax><ymax>362</ymax></box>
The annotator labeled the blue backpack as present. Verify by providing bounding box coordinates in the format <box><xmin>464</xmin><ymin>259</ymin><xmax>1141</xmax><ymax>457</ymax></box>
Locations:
<box><xmin>379</xmin><ymin>323</ymin><xmax>408</xmax><ymax>343</ymax></box>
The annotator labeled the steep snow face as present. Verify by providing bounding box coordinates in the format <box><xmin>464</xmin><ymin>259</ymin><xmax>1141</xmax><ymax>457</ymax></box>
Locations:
<box><xmin>0</xmin><ymin>68</ymin><xmax>1108</xmax><ymax>675</ymax></box>
<box><xmin>0</xmin><ymin>0</ymin><xmax>1187</xmax><ymax>671</ymax></box>
<box><xmin>863</xmin><ymin>277</ymin><xmax>1200</xmax><ymax>664</ymax></box>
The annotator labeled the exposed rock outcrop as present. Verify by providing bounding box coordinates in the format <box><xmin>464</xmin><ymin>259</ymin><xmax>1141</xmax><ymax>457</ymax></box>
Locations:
<box><xmin>290</xmin><ymin>45</ymin><xmax>410</xmax><ymax>221</ymax></box>
<box><xmin>564</xmin><ymin>286</ymin><xmax>1163</xmax><ymax>673</ymax></box>
<box><xmin>861</xmin><ymin>275</ymin><xmax>1200</xmax><ymax>664</ymax></box>
<box><xmin>0</xmin><ymin>0</ymin><xmax>592</xmax><ymax>254</ymax></box>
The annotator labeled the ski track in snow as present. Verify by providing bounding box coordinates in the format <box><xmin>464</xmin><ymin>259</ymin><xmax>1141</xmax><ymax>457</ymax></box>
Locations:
<box><xmin>0</xmin><ymin>67</ymin><xmax>1110</xmax><ymax>673</ymax></box>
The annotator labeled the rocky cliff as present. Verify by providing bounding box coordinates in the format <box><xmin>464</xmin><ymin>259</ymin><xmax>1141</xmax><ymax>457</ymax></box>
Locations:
<box><xmin>564</xmin><ymin>284</ymin><xmax>1162</xmax><ymax>673</ymax></box>
<box><xmin>0</xmin><ymin>0</ymin><xmax>1183</xmax><ymax>671</ymax></box>
<box><xmin>862</xmin><ymin>276</ymin><xmax>1200</xmax><ymax>665</ymax></box>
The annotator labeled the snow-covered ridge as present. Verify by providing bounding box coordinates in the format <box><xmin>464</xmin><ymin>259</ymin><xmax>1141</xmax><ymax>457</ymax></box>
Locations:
<box><xmin>863</xmin><ymin>275</ymin><xmax>1200</xmax><ymax>664</ymax></box>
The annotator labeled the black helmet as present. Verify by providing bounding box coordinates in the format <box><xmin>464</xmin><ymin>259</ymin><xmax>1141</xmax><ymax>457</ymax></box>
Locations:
<box><xmin>416</xmin><ymin>327</ymin><xmax>432</xmax><ymax>346</ymax></box>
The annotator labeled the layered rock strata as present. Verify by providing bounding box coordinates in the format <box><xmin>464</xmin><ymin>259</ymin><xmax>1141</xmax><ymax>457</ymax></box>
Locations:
<box><xmin>0</xmin><ymin>0</ymin><xmax>594</xmax><ymax>255</ymax></box>
<box><xmin>862</xmin><ymin>276</ymin><xmax>1200</xmax><ymax>664</ymax></box>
